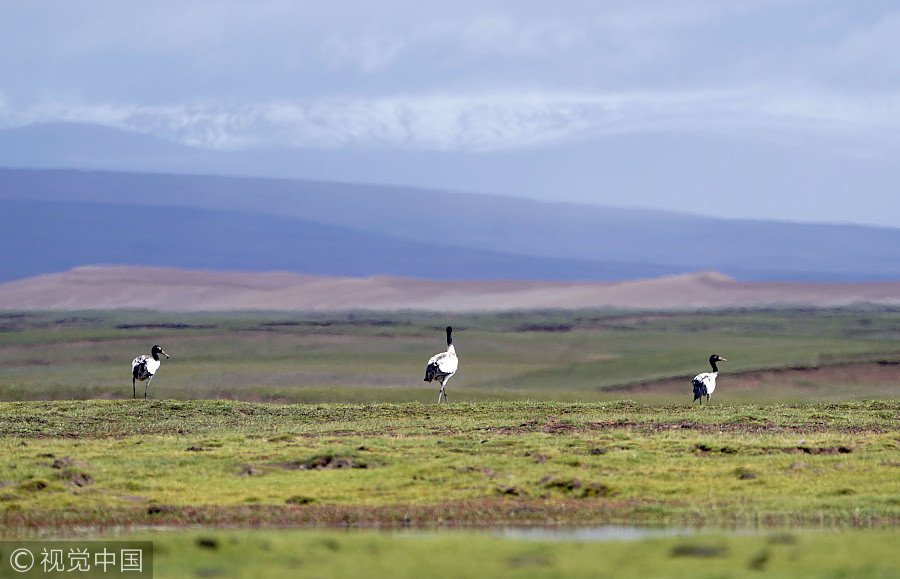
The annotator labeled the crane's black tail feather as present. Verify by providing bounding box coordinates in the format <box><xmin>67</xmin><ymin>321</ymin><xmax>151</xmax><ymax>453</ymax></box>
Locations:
<box><xmin>133</xmin><ymin>362</ymin><xmax>150</xmax><ymax>381</ymax></box>
<box><xmin>692</xmin><ymin>379</ymin><xmax>707</xmax><ymax>402</ymax></box>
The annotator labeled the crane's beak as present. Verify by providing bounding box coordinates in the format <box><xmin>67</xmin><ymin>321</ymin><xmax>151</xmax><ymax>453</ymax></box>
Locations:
<box><xmin>161</xmin><ymin>350</ymin><xmax>170</xmax><ymax>359</ymax></box>
<box><xmin>719</xmin><ymin>356</ymin><xmax>727</xmax><ymax>361</ymax></box>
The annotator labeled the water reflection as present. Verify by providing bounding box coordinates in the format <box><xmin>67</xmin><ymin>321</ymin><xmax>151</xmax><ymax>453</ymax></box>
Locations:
<box><xmin>497</xmin><ymin>526</ymin><xmax>697</xmax><ymax>542</ymax></box>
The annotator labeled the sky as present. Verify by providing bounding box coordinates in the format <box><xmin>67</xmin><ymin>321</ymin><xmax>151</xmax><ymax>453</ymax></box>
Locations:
<box><xmin>1</xmin><ymin>1</ymin><xmax>899</xmax><ymax>227</ymax></box>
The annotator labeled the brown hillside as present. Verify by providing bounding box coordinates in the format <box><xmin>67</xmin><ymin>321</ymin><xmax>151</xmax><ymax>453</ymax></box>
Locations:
<box><xmin>1</xmin><ymin>266</ymin><xmax>898</xmax><ymax>311</ymax></box>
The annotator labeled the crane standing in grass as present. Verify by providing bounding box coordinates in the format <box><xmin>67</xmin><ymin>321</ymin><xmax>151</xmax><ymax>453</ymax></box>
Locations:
<box><xmin>424</xmin><ymin>326</ymin><xmax>458</xmax><ymax>404</ymax></box>
<box><xmin>692</xmin><ymin>354</ymin><xmax>726</xmax><ymax>405</ymax></box>
<box><xmin>132</xmin><ymin>344</ymin><xmax>169</xmax><ymax>399</ymax></box>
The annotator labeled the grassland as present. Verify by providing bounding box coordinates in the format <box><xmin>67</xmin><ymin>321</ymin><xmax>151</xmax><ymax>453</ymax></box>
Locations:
<box><xmin>2</xmin><ymin>398</ymin><xmax>899</xmax><ymax>526</ymax></box>
<box><xmin>2</xmin><ymin>307</ymin><xmax>899</xmax><ymax>403</ymax></box>
<box><xmin>1</xmin><ymin>307</ymin><xmax>899</xmax><ymax>577</ymax></box>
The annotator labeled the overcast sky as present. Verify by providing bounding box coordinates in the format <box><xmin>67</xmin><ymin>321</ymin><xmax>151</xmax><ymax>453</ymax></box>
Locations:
<box><xmin>2</xmin><ymin>1</ymin><xmax>899</xmax><ymax>227</ymax></box>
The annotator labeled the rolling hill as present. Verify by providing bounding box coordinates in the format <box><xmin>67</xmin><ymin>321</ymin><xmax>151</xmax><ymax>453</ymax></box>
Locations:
<box><xmin>1</xmin><ymin>166</ymin><xmax>899</xmax><ymax>284</ymax></box>
<box><xmin>1</xmin><ymin>266</ymin><xmax>898</xmax><ymax>311</ymax></box>
<box><xmin>0</xmin><ymin>198</ymin><xmax>675</xmax><ymax>283</ymax></box>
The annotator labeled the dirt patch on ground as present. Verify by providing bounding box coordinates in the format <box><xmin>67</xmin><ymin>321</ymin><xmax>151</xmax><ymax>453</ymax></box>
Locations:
<box><xmin>42</xmin><ymin>456</ymin><xmax>96</xmax><ymax>487</ymax></box>
<box><xmin>276</xmin><ymin>455</ymin><xmax>367</xmax><ymax>470</ymax></box>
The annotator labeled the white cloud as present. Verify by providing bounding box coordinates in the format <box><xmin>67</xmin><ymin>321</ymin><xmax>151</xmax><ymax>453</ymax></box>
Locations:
<box><xmin>5</xmin><ymin>85</ymin><xmax>898</xmax><ymax>157</ymax></box>
<box><xmin>322</xmin><ymin>28</ymin><xmax>407</xmax><ymax>74</ymax></box>
<box><xmin>2</xmin><ymin>1</ymin><xmax>899</xmax><ymax>157</ymax></box>
<box><xmin>832</xmin><ymin>11</ymin><xmax>900</xmax><ymax>81</ymax></box>
<box><xmin>451</xmin><ymin>15</ymin><xmax>587</xmax><ymax>59</ymax></box>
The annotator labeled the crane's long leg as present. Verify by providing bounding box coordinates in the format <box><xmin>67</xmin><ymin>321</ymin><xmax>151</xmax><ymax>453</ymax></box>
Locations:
<box><xmin>438</xmin><ymin>376</ymin><xmax>452</xmax><ymax>404</ymax></box>
<box><xmin>144</xmin><ymin>375</ymin><xmax>153</xmax><ymax>400</ymax></box>
<box><xmin>133</xmin><ymin>377</ymin><xmax>136</xmax><ymax>400</ymax></box>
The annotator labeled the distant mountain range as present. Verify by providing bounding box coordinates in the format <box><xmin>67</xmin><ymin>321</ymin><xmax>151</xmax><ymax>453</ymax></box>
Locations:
<box><xmin>1</xmin><ymin>164</ymin><xmax>899</xmax><ymax>284</ymax></box>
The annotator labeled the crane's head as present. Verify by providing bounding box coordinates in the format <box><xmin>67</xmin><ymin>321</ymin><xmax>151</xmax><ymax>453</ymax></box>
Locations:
<box><xmin>710</xmin><ymin>354</ymin><xmax>726</xmax><ymax>362</ymax></box>
<box><xmin>152</xmin><ymin>345</ymin><xmax>169</xmax><ymax>359</ymax></box>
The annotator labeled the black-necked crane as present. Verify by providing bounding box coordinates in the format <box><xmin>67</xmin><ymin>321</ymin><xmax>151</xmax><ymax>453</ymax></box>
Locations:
<box><xmin>132</xmin><ymin>345</ymin><xmax>169</xmax><ymax>399</ymax></box>
<box><xmin>424</xmin><ymin>326</ymin><xmax>458</xmax><ymax>404</ymax></box>
<box><xmin>692</xmin><ymin>354</ymin><xmax>726</xmax><ymax>405</ymax></box>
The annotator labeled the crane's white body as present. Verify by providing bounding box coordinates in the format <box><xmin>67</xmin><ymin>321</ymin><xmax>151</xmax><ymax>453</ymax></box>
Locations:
<box><xmin>132</xmin><ymin>345</ymin><xmax>168</xmax><ymax>399</ymax></box>
<box><xmin>424</xmin><ymin>327</ymin><xmax>458</xmax><ymax>404</ymax></box>
<box><xmin>132</xmin><ymin>355</ymin><xmax>161</xmax><ymax>379</ymax></box>
<box><xmin>692</xmin><ymin>371</ymin><xmax>718</xmax><ymax>399</ymax></box>
<box><xmin>692</xmin><ymin>355</ymin><xmax>726</xmax><ymax>405</ymax></box>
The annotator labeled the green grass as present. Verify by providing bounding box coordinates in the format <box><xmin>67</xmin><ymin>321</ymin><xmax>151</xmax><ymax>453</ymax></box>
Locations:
<box><xmin>1</xmin><ymin>400</ymin><xmax>898</xmax><ymax>531</ymax></box>
<box><xmin>88</xmin><ymin>527</ymin><xmax>900</xmax><ymax>578</ymax></box>
<box><xmin>4</xmin><ymin>527</ymin><xmax>900</xmax><ymax>577</ymax></box>
<box><xmin>1</xmin><ymin>399</ymin><xmax>899</xmax><ymax>578</ymax></box>
<box><xmin>1</xmin><ymin>308</ymin><xmax>899</xmax><ymax>577</ymax></box>
<box><xmin>1</xmin><ymin>308</ymin><xmax>899</xmax><ymax>403</ymax></box>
